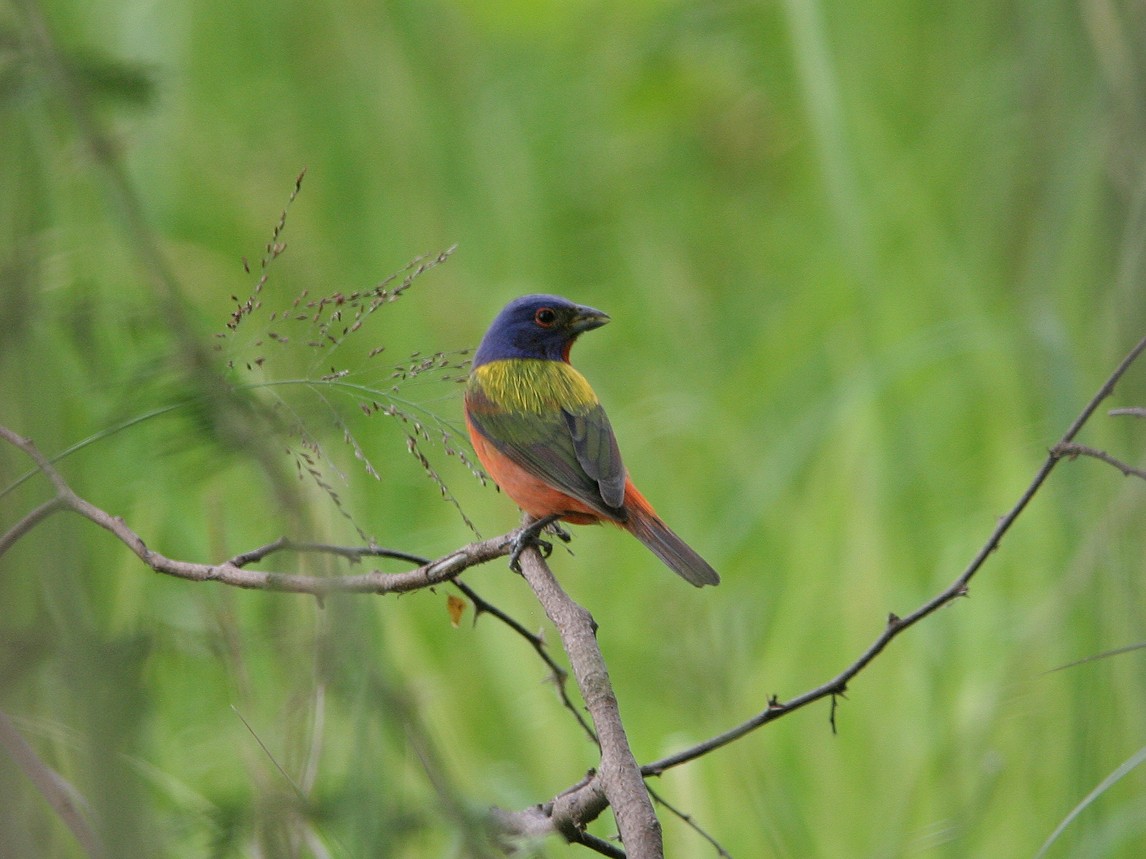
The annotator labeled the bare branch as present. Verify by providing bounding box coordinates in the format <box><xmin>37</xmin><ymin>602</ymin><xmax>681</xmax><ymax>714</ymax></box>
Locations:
<box><xmin>0</xmin><ymin>425</ymin><xmax>514</xmax><ymax>594</ymax></box>
<box><xmin>226</xmin><ymin>537</ymin><xmax>429</xmax><ymax>568</ymax></box>
<box><xmin>644</xmin><ymin>332</ymin><xmax>1146</xmax><ymax>776</ymax></box>
<box><xmin>1050</xmin><ymin>441</ymin><xmax>1146</xmax><ymax>480</ymax></box>
<box><xmin>515</xmin><ymin>531</ymin><xmax>663</xmax><ymax>858</ymax></box>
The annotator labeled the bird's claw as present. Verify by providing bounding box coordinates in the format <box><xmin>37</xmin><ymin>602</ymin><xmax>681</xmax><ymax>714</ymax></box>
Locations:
<box><xmin>508</xmin><ymin>535</ymin><xmax>552</xmax><ymax>572</ymax></box>
<box><xmin>508</xmin><ymin>515</ymin><xmax>564</xmax><ymax>572</ymax></box>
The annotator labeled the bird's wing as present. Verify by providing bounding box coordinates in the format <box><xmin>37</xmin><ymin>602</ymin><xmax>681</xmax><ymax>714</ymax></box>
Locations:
<box><xmin>563</xmin><ymin>407</ymin><xmax>625</xmax><ymax>508</ymax></box>
<box><xmin>466</xmin><ymin>384</ymin><xmax>627</xmax><ymax>518</ymax></box>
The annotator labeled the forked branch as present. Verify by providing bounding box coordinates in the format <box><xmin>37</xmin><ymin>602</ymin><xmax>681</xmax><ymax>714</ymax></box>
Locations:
<box><xmin>642</xmin><ymin>333</ymin><xmax>1146</xmax><ymax>775</ymax></box>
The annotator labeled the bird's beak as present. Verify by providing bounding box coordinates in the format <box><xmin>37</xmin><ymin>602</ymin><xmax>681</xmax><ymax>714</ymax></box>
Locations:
<box><xmin>569</xmin><ymin>304</ymin><xmax>610</xmax><ymax>334</ymax></box>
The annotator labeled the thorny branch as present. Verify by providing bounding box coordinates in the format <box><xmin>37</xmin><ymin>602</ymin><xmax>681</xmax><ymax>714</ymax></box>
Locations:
<box><xmin>1050</xmin><ymin>441</ymin><xmax>1146</xmax><ymax>481</ymax></box>
<box><xmin>1</xmin><ymin>332</ymin><xmax>1144</xmax><ymax>857</ymax></box>
<box><xmin>642</xmin><ymin>333</ymin><xmax>1146</xmax><ymax>775</ymax></box>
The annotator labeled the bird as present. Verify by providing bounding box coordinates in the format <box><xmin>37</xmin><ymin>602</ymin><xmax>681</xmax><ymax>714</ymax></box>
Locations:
<box><xmin>464</xmin><ymin>294</ymin><xmax>720</xmax><ymax>587</ymax></box>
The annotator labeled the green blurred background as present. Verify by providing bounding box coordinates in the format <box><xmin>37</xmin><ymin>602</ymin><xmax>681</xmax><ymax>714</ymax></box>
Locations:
<box><xmin>2</xmin><ymin>0</ymin><xmax>1146</xmax><ymax>855</ymax></box>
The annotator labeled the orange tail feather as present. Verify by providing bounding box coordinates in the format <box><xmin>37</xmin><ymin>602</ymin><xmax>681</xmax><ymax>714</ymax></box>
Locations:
<box><xmin>622</xmin><ymin>483</ymin><xmax>720</xmax><ymax>587</ymax></box>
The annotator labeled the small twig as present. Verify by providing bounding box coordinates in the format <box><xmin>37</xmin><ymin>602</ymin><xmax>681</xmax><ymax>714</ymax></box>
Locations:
<box><xmin>1109</xmin><ymin>407</ymin><xmax>1146</xmax><ymax>418</ymax></box>
<box><xmin>454</xmin><ymin>580</ymin><xmax>599</xmax><ymax>745</ymax></box>
<box><xmin>227</xmin><ymin>537</ymin><xmax>428</xmax><ymax>568</ymax></box>
<box><xmin>1050</xmin><ymin>442</ymin><xmax>1146</xmax><ymax>481</ymax></box>
<box><xmin>648</xmin><ymin>785</ymin><xmax>732</xmax><ymax>857</ymax></box>
<box><xmin>567</xmin><ymin>830</ymin><xmax>626</xmax><ymax>858</ymax></box>
<box><xmin>829</xmin><ymin>691</ymin><xmax>843</xmax><ymax>736</ymax></box>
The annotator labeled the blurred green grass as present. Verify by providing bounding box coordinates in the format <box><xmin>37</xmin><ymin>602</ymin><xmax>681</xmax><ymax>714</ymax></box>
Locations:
<box><xmin>2</xmin><ymin>0</ymin><xmax>1146</xmax><ymax>855</ymax></box>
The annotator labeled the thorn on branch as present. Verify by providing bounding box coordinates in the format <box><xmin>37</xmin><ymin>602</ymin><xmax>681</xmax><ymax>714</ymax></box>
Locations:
<box><xmin>829</xmin><ymin>692</ymin><xmax>843</xmax><ymax>735</ymax></box>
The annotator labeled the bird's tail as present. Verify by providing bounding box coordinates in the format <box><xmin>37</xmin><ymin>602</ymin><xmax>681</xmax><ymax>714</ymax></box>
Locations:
<box><xmin>622</xmin><ymin>485</ymin><xmax>720</xmax><ymax>587</ymax></box>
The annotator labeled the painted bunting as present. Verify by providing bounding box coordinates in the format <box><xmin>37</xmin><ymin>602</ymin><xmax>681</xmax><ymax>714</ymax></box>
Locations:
<box><xmin>464</xmin><ymin>294</ymin><xmax>720</xmax><ymax>587</ymax></box>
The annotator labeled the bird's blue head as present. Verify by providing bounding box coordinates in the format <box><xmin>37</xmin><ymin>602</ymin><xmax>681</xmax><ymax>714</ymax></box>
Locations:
<box><xmin>472</xmin><ymin>294</ymin><xmax>610</xmax><ymax>367</ymax></box>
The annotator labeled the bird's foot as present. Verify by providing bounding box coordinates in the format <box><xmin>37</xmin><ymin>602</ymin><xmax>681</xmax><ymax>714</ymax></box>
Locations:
<box><xmin>508</xmin><ymin>514</ymin><xmax>564</xmax><ymax>572</ymax></box>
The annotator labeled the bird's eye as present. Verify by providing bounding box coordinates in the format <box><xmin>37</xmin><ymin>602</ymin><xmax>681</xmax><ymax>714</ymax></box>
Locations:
<box><xmin>534</xmin><ymin>308</ymin><xmax>557</xmax><ymax>327</ymax></box>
